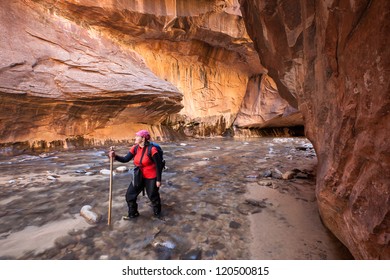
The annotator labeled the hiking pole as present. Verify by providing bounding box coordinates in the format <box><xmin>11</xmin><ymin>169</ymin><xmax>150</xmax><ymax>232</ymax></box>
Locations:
<box><xmin>108</xmin><ymin>146</ymin><xmax>114</xmax><ymax>226</ymax></box>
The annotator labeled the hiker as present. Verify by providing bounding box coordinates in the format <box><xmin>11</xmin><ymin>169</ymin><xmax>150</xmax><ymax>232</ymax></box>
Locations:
<box><xmin>109</xmin><ymin>130</ymin><xmax>163</xmax><ymax>219</ymax></box>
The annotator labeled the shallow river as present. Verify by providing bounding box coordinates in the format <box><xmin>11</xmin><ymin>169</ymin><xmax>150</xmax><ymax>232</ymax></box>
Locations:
<box><xmin>0</xmin><ymin>137</ymin><xmax>352</xmax><ymax>260</ymax></box>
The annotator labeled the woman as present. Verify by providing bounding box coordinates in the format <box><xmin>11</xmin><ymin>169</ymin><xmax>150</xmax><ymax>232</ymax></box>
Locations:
<box><xmin>109</xmin><ymin>130</ymin><xmax>162</xmax><ymax>219</ymax></box>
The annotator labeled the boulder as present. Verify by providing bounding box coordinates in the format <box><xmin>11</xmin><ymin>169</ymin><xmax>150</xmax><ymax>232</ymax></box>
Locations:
<box><xmin>80</xmin><ymin>205</ymin><xmax>101</xmax><ymax>224</ymax></box>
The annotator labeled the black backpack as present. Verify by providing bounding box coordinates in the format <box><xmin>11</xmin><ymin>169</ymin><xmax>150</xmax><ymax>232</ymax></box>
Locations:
<box><xmin>134</xmin><ymin>142</ymin><xmax>166</xmax><ymax>171</ymax></box>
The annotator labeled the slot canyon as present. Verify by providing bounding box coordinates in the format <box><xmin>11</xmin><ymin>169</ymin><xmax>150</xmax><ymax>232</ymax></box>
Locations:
<box><xmin>0</xmin><ymin>0</ymin><xmax>388</xmax><ymax>259</ymax></box>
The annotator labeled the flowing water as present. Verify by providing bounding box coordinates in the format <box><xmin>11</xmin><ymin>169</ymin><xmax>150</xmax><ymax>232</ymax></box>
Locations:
<box><xmin>0</xmin><ymin>137</ymin><xmax>352</xmax><ymax>260</ymax></box>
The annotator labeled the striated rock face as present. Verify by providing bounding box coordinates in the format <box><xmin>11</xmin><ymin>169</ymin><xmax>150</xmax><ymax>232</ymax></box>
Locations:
<box><xmin>0</xmin><ymin>0</ymin><xmax>302</xmax><ymax>150</ymax></box>
<box><xmin>0</xmin><ymin>0</ymin><xmax>183</xmax><ymax>146</ymax></box>
<box><xmin>31</xmin><ymin>0</ymin><xmax>268</xmax><ymax>136</ymax></box>
<box><xmin>240</xmin><ymin>0</ymin><xmax>390</xmax><ymax>259</ymax></box>
<box><xmin>234</xmin><ymin>74</ymin><xmax>302</xmax><ymax>128</ymax></box>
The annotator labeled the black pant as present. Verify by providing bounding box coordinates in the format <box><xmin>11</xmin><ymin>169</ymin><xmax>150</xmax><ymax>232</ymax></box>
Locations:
<box><xmin>125</xmin><ymin>178</ymin><xmax>161</xmax><ymax>216</ymax></box>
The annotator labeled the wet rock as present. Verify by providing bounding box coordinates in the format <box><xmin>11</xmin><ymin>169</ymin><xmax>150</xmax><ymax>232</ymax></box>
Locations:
<box><xmin>153</xmin><ymin>239</ymin><xmax>176</xmax><ymax>250</ymax></box>
<box><xmin>181</xmin><ymin>224</ymin><xmax>192</xmax><ymax>233</ymax></box>
<box><xmin>237</xmin><ymin>199</ymin><xmax>265</xmax><ymax>215</ymax></box>
<box><xmin>245</xmin><ymin>174</ymin><xmax>259</xmax><ymax>179</ymax></box>
<box><xmin>262</xmin><ymin>170</ymin><xmax>272</xmax><ymax>177</ymax></box>
<box><xmin>282</xmin><ymin>171</ymin><xmax>296</xmax><ymax>180</ymax></box>
<box><xmin>258</xmin><ymin>180</ymin><xmax>272</xmax><ymax>187</ymax></box>
<box><xmin>273</xmin><ymin>169</ymin><xmax>283</xmax><ymax>179</ymax></box>
<box><xmin>155</xmin><ymin>247</ymin><xmax>173</xmax><ymax>260</ymax></box>
<box><xmin>195</xmin><ymin>235</ymin><xmax>208</xmax><ymax>243</ymax></box>
<box><xmin>39</xmin><ymin>153</ymin><xmax>51</xmax><ymax>158</ymax></box>
<box><xmin>245</xmin><ymin>199</ymin><xmax>267</xmax><ymax>208</ymax></box>
<box><xmin>153</xmin><ymin>238</ymin><xmax>176</xmax><ymax>260</ymax></box>
<box><xmin>201</xmin><ymin>214</ymin><xmax>217</xmax><ymax>220</ymax></box>
<box><xmin>99</xmin><ymin>255</ymin><xmax>109</xmax><ymax>260</ymax></box>
<box><xmin>99</xmin><ymin>169</ymin><xmax>112</xmax><ymax>175</ymax></box>
<box><xmin>181</xmin><ymin>249</ymin><xmax>202</xmax><ymax>260</ymax></box>
<box><xmin>80</xmin><ymin>205</ymin><xmax>101</xmax><ymax>224</ymax></box>
<box><xmin>54</xmin><ymin>235</ymin><xmax>77</xmax><ymax>249</ymax></box>
<box><xmin>295</xmin><ymin>144</ymin><xmax>313</xmax><ymax>151</ymax></box>
<box><xmin>116</xmin><ymin>166</ymin><xmax>129</xmax><ymax>173</ymax></box>
<box><xmin>229</xmin><ymin>221</ymin><xmax>241</xmax><ymax>229</ymax></box>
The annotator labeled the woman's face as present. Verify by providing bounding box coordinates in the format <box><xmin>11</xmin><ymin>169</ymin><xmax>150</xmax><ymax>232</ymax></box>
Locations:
<box><xmin>135</xmin><ymin>135</ymin><xmax>143</xmax><ymax>145</ymax></box>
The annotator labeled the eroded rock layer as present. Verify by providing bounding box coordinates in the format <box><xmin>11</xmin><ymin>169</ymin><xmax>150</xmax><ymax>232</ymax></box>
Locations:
<box><xmin>240</xmin><ymin>0</ymin><xmax>390</xmax><ymax>259</ymax></box>
<box><xmin>0</xmin><ymin>0</ymin><xmax>183</xmax><ymax>145</ymax></box>
<box><xmin>234</xmin><ymin>74</ymin><xmax>302</xmax><ymax>128</ymax></box>
<box><xmin>1</xmin><ymin>0</ymin><xmax>302</xmax><ymax>150</ymax></box>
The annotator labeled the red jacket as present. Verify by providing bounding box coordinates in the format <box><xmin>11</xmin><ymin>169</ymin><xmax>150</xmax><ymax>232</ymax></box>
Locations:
<box><xmin>130</xmin><ymin>145</ymin><xmax>158</xmax><ymax>179</ymax></box>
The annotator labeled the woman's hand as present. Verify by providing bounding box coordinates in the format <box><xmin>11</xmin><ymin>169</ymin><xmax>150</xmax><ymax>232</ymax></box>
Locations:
<box><xmin>156</xmin><ymin>181</ymin><xmax>161</xmax><ymax>188</ymax></box>
<box><xmin>109</xmin><ymin>150</ymin><xmax>115</xmax><ymax>158</ymax></box>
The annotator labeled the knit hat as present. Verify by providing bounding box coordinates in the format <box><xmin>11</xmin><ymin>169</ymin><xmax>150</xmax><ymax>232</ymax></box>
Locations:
<box><xmin>135</xmin><ymin>129</ymin><xmax>151</xmax><ymax>141</ymax></box>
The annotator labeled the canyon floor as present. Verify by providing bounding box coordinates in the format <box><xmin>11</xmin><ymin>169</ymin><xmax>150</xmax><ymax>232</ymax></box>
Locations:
<box><xmin>0</xmin><ymin>137</ymin><xmax>352</xmax><ymax>260</ymax></box>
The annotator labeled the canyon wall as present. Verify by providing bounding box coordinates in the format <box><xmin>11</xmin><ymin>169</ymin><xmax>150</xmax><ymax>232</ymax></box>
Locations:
<box><xmin>0</xmin><ymin>0</ymin><xmax>183</xmax><ymax>148</ymax></box>
<box><xmin>240</xmin><ymin>0</ymin><xmax>389</xmax><ymax>259</ymax></box>
<box><xmin>0</xmin><ymin>0</ymin><xmax>301</xmax><ymax>152</ymax></box>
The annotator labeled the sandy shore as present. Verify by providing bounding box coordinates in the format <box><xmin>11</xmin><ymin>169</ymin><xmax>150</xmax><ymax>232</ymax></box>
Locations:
<box><xmin>247</xmin><ymin>182</ymin><xmax>351</xmax><ymax>259</ymax></box>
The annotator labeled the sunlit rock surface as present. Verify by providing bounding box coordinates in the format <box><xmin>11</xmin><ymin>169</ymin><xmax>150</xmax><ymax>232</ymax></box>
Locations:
<box><xmin>240</xmin><ymin>0</ymin><xmax>389</xmax><ymax>259</ymax></box>
<box><xmin>35</xmin><ymin>0</ymin><xmax>268</xmax><ymax>135</ymax></box>
<box><xmin>0</xmin><ymin>0</ymin><xmax>302</xmax><ymax>149</ymax></box>
<box><xmin>0</xmin><ymin>0</ymin><xmax>183</xmax><ymax>146</ymax></box>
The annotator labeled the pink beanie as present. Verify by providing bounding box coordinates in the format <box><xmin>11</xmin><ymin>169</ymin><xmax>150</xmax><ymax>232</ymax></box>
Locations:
<box><xmin>135</xmin><ymin>129</ymin><xmax>151</xmax><ymax>140</ymax></box>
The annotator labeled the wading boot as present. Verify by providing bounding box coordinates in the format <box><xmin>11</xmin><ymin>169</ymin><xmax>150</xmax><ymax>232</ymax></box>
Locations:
<box><xmin>122</xmin><ymin>212</ymin><xmax>139</xmax><ymax>220</ymax></box>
